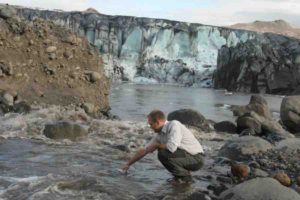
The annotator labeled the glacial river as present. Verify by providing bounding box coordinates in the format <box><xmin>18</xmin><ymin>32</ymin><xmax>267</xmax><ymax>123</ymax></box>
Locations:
<box><xmin>109</xmin><ymin>83</ymin><xmax>283</xmax><ymax>122</ymax></box>
<box><xmin>0</xmin><ymin>84</ymin><xmax>284</xmax><ymax>200</ymax></box>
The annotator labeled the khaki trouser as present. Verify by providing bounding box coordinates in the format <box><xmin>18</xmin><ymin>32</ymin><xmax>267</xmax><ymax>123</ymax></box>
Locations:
<box><xmin>158</xmin><ymin>148</ymin><xmax>204</xmax><ymax>179</ymax></box>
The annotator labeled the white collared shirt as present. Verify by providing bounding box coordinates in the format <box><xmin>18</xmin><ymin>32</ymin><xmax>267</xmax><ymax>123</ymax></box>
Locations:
<box><xmin>146</xmin><ymin>120</ymin><xmax>204</xmax><ymax>155</ymax></box>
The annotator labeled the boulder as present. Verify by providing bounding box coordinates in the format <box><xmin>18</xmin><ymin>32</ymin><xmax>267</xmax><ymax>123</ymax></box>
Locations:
<box><xmin>167</xmin><ymin>109</ymin><xmax>206</xmax><ymax>129</ymax></box>
<box><xmin>219</xmin><ymin>136</ymin><xmax>273</xmax><ymax>161</ymax></box>
<box><xmin>273</xmin><ymin>172</ymin><xmax>291</xmax><ymax>187</ymax></box>
<box><xmin>214</xmin><ymin>121</ymin><xmax>237</xmax><ymax>134</ymax></box>
<box><xmin>236</xmin><ymin>116</ymin><xmax>261</xmax><ymax>134</ymax></box>
<box><xmin>231</xmin><ymin>163</ymin><xmax>250</xmax><ymax>178</ymax></box>
<box><xmin>252</xmin><ymin>168</ymin><xmax>269</xmax><ymax>177</ymax></box>
<box><xmin>280</xmin><ymin>96</ymin><xmax>300</xmax><ymax>134</ymax></box>
<box><xmin>275</xmin><ymin>138</ymin><xmax>300</xmax><ymax>153</ymax></box>
<box><xmin>249</xmin><ymin>111</ymin><xmax>292</xmax><ymax>137</ymax></box>
<box><xmin>43</xmin><ymin>121</ymin><xmax>88</xmax><ymax>141</ymax></box>
<box><xmin>12</xmin><ymin>101</ymin><xmax>31</xmax><ymax>113</ymax></box>
<box><xmin>220</xmin><ymin>178</ymin><xmax>300</xmax><ymax>200</ymax></box>
<box><xmin>231</xmin><ymin>95</ymin><xmax>272</xmax><ymax>119</ymax></box>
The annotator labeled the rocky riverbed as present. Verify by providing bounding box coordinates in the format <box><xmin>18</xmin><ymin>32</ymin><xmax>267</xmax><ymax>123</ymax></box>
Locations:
<box><xmin>1</xmin><ymin>86</ymin><xmax>300</xmax><ymax>199</ymax></box>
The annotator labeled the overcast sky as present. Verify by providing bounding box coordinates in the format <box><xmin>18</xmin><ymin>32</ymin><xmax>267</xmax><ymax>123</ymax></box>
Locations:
<box><xmin>1</xmin><ymin>0</ymin><xmax>300</xmax><ymax>27</ymax></box>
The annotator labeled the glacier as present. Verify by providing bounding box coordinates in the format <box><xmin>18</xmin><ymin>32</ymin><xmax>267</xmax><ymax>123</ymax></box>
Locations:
<box><xmin>16</xmin><ymin>8</ymin><xmax>259</xmax><ymax>86</ymax></box>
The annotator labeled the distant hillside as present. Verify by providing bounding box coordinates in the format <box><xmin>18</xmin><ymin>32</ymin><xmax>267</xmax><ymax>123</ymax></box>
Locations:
<box><xmin>228</xmin><ymin>20</ymin><xmax>300</xmax><ymax>39</ymax></box>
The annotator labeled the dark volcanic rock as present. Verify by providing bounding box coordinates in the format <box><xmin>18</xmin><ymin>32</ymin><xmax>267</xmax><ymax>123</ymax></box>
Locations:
<box><xmin>214</xmin><ymin>121</ymin><xmax>237</xmax><ymax>133</ymax></box>
<box><xmin>167</xmin><ymin>109</ymin><xmax>210</xmax><ymax>131</ymax></box>
<box><xmin>214</xmin><ymin>34</ymin><xmax>300</xmax><ymax>95</ymax></box>
<box><xmin>12</xmin><ymin>101</ymin><xmax>31</xmax><ymax>114</ymax></box>
<box><xmin>280</xmin><ymin>96</ymin><xmax>300</xmax><ymax>134</ymax></box>
<box><xmin>231</xmin><ymin>95</ymin><xmax>272</xmax><ymax>119</ymax></box>
<box><xmin>43</xmin><ymin>121</ymin><xmax>88</xmax><ymax>141</ymax></box>
<box><xmin>237</xmin><ymin>115</ymin><xmax>262</xmax><ymax>134</ymax></box>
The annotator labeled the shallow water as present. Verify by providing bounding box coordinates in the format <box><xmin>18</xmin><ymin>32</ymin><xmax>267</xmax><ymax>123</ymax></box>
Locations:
<box><xmin>109</xmin><ymin>83</ymin><xmax>283</xmax><ymax>122</ymax></box>
<box><xmin>0</xmin><ymin>84</ymin><xmax>285</xmax><ymax>199</ymax></box>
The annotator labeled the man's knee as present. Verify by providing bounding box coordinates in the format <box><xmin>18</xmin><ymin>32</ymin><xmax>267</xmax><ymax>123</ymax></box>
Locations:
<box><xmin>157</xmin><ymin>149</ymin><xmax>171</xmax><ymax>162</ymax></box>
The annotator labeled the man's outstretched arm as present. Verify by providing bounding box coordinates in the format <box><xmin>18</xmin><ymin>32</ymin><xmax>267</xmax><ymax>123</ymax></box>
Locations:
<box><xmin>121</xmin><ymin>143</ymin><xmax>162</xmax><ymax>173</ymax></box>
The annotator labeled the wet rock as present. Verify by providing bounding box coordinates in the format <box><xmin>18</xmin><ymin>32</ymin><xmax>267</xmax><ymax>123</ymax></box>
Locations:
<box><xmin>57</xmin><ymin>179</ymin><xmax>97</xmax><ymax>191</ymax></box>
<box><xmin>219</xmin><ymin>136</ymin><xmax>273</xmax><ymax>161</ymax></box>
<box><xmin>216</xmin><ymin>176</ymin><xmax>233</xmax><ymax>184</ymax></box>
<box><xmin>252</xmin><ymin>168</ymin><xmax>269</xmax><ymax>177</ymax></box>
<box><xmin>237</xmin><ymin>116</ymin><xmax>261</xmax><ymax>134</ymax></box>
<box><xmin>43</xmin><ymin>121</ymin><xmax>88</xmax><ymax>141</ymax></box>
<box><xmin>297</xmin><ymin>176</ymin><xmax>300</xmax><ymax>186</ymax></box>
<box><xmin>220</xmin><ymin>178</ymin><xmax>300</xmax><ymax>200</ymax></box>
<box><xmin>280</xmin><ymin>96</ymin><xmax>300</xmax><ymax>134</ymax></box>
<box><xmin>275</xmin><ymin>138</ymin><xmax>300</xmax><ymax>153</ymax></box>
<box><xmin>214</xmin><ymin>121</ymin><xmax>237</xmax><ymax>133</ymax></box>
<box><xmin>231</xmin><ymin>95</ymin><xmax>272</xmax><ymax>119</ymax></box>
<box><xmin>273</xmin><ymin>172</ymin><xmax>291</xmax><ymax>187</ymax></box>
<box><xmin>231</xmin><ymin>163</ymin><xmax>250</xmax><ymax>178</ymax></box>
<box><xmin>207</xmin><ymin>183</ymin><xmax>228</xmax><ymax>196</ymax></box>
<box><xmin>185</xmin><ymin>190</ymin><xmax>212</xmax><ymax>200</ymax></box>
<box><xmin>249</xmin><ymin>111</ymin><xmax>291</xmax><ymax>136</ymax></box>
<box><xmin>111</xmin><ymin>144</ymin><xmax>130</xmax><ymax>152</ymax></box>
<box><xmin>0</xmin><ymin>103</ymin><xmax>11</xmax><ymax>114</ymax></box>
<box><xmin>12</xmin><ymin>101</ymin><xmax>31</xmax><ymax>113</ymax></box>
<box><xmin>248</xmin><ymin>161</ymin><xmax>260</xmax><ymax>168</ymax></box>
<box><xmin>167</xmin><ymin>109</ymin><xmax>209</xmax><ymax>131</ymax></box>
<box><xmin>239</xmin><ymin>128</ymin><xmax>256</xmax><ymax>136</ymax></box>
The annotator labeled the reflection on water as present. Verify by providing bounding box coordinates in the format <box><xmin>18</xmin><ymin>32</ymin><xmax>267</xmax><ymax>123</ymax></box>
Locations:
<box><xmin>110</xmin><ymin>83</ymin><xmax>284</xmax><ymax>122</ymax></box>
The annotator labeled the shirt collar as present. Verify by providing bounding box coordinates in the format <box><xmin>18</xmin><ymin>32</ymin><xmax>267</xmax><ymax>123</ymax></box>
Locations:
<box><xmin>160</xmin><ymin>120</ymin><xmax>169</xmax><ymax>134</ymax></box>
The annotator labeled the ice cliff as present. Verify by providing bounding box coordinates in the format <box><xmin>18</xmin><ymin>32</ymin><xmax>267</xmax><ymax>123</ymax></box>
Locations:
<box><xmin>15</xmin><ymin>6</ymin><xmax>259</xmax><ymax>86</ymax></box>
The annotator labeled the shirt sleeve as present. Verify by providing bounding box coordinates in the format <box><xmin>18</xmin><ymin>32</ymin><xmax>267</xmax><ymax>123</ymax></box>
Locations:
<box><xmin>166</xmin><ymin>121</ymin><xmax>182</xmax><ymax>153</ymax></box>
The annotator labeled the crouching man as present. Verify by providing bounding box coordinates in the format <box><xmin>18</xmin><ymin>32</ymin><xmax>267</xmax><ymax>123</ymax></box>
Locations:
<box><xmin>121</xmin><ymin>110</ymin><xmax>204</xmax><ymax>183</ymax></box>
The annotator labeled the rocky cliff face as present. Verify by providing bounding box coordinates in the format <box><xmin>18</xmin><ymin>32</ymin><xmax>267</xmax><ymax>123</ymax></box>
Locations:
<box><xmin>214</xmin><ymin>33</ymin><xmax>300</xmax><ymax>94</ymax></box>
<box><xmin>15</xmin><ymin>6</ymin><xmax>259</xmax><ymax>86</ymax></box>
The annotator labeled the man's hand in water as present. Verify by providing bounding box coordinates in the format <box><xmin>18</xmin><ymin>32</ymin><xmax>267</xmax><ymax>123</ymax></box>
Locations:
<box><xmin>121</xmin><ymin>164</ymin><xmax>130</xmax><ymax>174</ymax></box>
